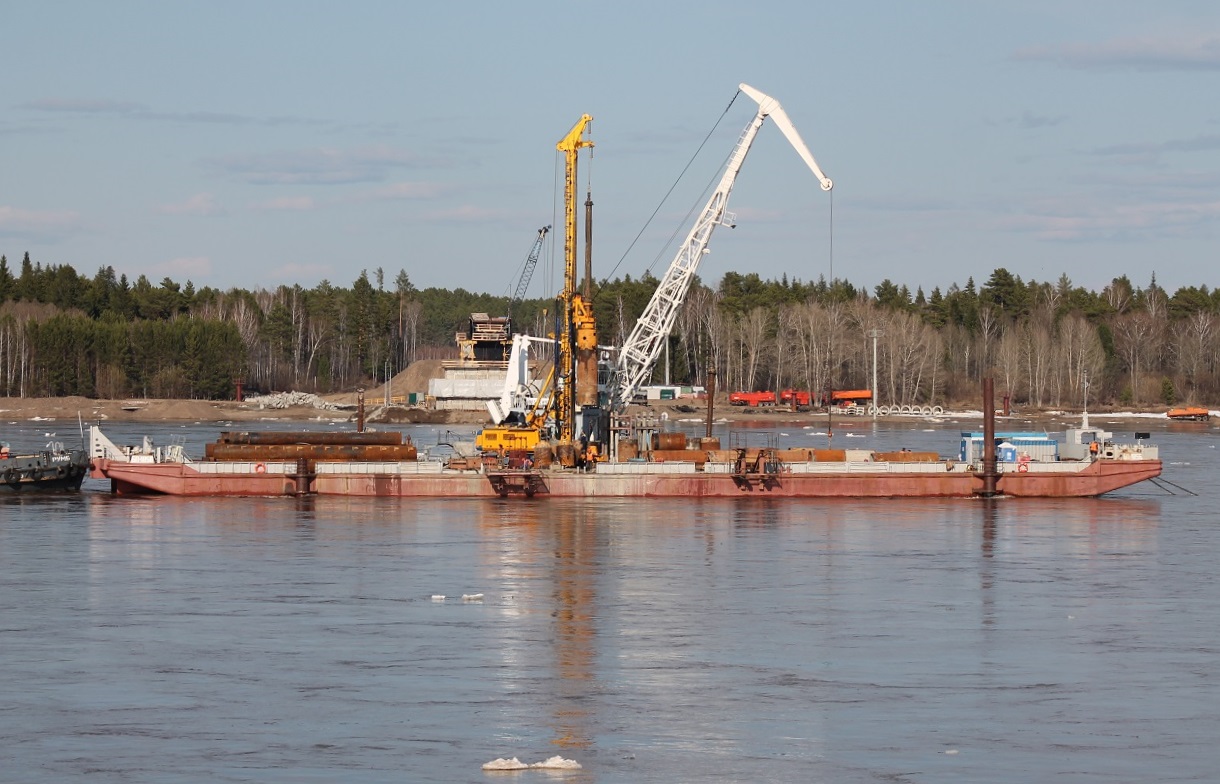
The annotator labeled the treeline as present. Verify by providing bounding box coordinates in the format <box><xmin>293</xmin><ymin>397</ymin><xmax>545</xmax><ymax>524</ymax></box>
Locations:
<box><xmin>2</xmin><ymin>250</ymin><xmax>1219</xmax><ymax>409</ymax></box>
<box><xmin>0</xmin><ymin>252</ymin><xmax>555</xmax><ymax>399</ymax></box>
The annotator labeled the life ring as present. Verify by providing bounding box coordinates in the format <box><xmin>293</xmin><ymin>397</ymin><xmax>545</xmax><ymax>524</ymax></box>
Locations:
<box><xmin>254</xmin><ymin>463</ymin><xmax>267</xmax><ymax>474</ymax></box>
<box><xmin>3</xmin><ymin>468</ymin><xmax>17</xmax><ymax>483</ymax></box>
<box><xmin>1017</xmin><ymin>462</ymin><xmax>1028</xmax><ymax>473</ymax></box>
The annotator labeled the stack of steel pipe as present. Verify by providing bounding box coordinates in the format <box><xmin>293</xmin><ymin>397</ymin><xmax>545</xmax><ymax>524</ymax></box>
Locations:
<box><xmin>205</xmin><ymin>443</ymin><xmax>418</xmax><ymax>461</ymax></box>
<box><xmin>217</xmin><ymin>431</ymin><xmax>403</xmax><ymax>446</ymax></box>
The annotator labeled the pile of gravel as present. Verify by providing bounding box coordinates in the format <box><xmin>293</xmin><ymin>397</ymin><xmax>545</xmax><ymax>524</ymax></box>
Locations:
<box><xmin>243</xmin><ymin>391</ymin><xmax>341</xmax><ymax>411</ymax></box>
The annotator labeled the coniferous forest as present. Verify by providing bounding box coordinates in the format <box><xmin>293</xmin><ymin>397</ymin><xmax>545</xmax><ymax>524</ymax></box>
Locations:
<box><xmin>2</xmin><ymin>250</ymin><xmax>1218</xmax><ymax>409</ymax></box>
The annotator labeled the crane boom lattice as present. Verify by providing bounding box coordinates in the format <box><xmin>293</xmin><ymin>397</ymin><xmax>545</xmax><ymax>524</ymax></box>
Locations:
<box><xmin>508</xmin><ymin>225</ymin><xmax>550</xmax><ymax>319</ymax></box>
<box><xmin>608</xmin><ymin>83</ymin><xmax>832</xmax><ymax>410</ymax></box>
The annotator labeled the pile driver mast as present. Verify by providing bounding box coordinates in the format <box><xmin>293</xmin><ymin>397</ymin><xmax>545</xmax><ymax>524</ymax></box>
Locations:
<box><xmin>554</xmin><ymin>114</ymin><xmax>598</xmax><ymax>446</ymax></box>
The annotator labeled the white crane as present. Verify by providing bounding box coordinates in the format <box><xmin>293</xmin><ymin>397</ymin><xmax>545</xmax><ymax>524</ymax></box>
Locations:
<box><xmin>606</xmin><ymin>83</ymin><xmax>832</xmax><ymax>411</ymax></box>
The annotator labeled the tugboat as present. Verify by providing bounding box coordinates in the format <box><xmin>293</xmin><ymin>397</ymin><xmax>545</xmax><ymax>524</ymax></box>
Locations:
<box><xmin>0</xmin><ymin>439</ymin><xmax>91</xmax><ymax>493</ymax></box>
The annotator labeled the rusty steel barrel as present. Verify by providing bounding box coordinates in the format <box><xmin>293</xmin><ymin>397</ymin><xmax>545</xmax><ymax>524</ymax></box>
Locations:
<box><xmin>532</xmin><ymin>442</ymin><xmax>553</xmax><ymax>469</ymax></box>
<box><xmin>652</xmin><ymin>431</ymin><xmax>687</xmax><ymax>451</ymax></box>
<box><xmin>617</xmin><ymin>438</ymin><xmax>639</xmax><ymax>461</ymax></box>
<box><xmin>205</xmin><ymin>443</ymin><xmax>417</xmax><ymax>461</ymax></box>
<box><xmin>555</xmin><ymin>442</ymin><xmax>578</xmax><ymax>468</ymax></box>
<box><xmin>218</xmin><ymin>431</ymin><xmax>402</xmax><ymax>446</ymax></box>
<box><xmin>699</xmin><ymin>437</ymin><xmax>721</xmax><ymax>451</ymax></box>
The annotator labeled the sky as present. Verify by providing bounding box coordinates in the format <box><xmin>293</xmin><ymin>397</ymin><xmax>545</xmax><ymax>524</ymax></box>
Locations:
<box><xmin>3</xmin><ymin>1</ymin><xmax>1219</xmax><ymax>301</ymax></box>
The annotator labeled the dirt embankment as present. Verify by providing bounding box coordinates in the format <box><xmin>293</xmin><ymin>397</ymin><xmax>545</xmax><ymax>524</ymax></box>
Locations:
<box><xmin>0</xmin><ymin>394</ymin><xmax>825</xmax><ymax>426</ymax></box>
<box><xmin>0</xmin><ymin>396</ymin><xmax>339</xmax><ymax>424</ymax></box>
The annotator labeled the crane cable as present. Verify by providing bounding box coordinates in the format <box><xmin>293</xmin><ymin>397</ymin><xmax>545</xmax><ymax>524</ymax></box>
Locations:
<box><xmin>601</xmin><ymin>90</ymin><xmax>742</xmax><ymax>284</ymax></box>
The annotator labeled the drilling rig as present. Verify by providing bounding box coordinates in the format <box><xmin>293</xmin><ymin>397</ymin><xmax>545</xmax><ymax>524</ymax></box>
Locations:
<box><xmin>552</xmin><ymin>114</ymin><xmax>604</xmax><ymax>466</ymax></box>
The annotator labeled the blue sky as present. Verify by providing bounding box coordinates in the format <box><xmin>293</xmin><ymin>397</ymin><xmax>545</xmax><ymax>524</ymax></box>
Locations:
<box><xmin>3</xmin><ymin>1</ymin><xmax>1218</xmax><ymax>299</ymax></box>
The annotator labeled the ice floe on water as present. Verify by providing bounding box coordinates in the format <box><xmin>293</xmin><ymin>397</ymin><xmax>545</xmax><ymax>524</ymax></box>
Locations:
<box><xmin>482</xmin><ymin>755</ymin><xmax>582</xmax><ymax>771</ymax></box>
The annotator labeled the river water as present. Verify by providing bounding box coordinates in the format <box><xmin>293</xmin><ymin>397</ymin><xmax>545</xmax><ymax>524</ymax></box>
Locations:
<box><xmin>2</xmin><ymin>416</ymin><xmax>1216</xmax><ymax>782</ymax></box>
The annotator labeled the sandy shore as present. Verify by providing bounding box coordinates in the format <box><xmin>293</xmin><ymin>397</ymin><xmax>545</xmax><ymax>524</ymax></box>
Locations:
<box><xmin>2</xmin><ymin>394</ymin><xmax>1171</xmax><ymax>430</ymax></box>
<box><xmin>0</xmin><ymin>396</ymin><xmax>359</xmax><ymax>425</ymax></box>
<box><xmin>1</xmin><ymin>395</ymin><xmax>875</xmax><ymax>427</ymax></box>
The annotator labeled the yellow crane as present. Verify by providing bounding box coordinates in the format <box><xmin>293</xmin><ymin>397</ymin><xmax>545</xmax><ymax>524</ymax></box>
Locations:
<box><xmin>554</xmin><ymin>114</ymin><xmax>597</xmax><ymax>449</ymax></box>
<box><xmin>474</xmin><ymin>114</ymin><xmax>601</xmax><ymax>466</ymax></box>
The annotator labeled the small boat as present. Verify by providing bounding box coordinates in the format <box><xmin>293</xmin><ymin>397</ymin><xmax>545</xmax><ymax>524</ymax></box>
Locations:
<box><xmin>1166</xmin><ymin>406</ymin><xmax>1210</xmax><ymax>422</ymax></box>
<box><xmin>1</xmin><ymin>440</ymin><xmax>91</xmax><ymax>493</ymax></box>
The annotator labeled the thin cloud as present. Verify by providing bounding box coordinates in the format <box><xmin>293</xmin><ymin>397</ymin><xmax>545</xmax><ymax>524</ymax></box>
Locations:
<box><xmin>359</xmin><ymin>181</ymin><xmax>447</xmax><ymax>201</ymax></box>
<box><xmin>0</xmin><ymin>205</ymin><xmax>83</xmax><ymax>239</ymax></box>
<box><xmin>420</xmin><ymin>204</ymin><xmax>511</xmax><ymax>223</ymax></box>
<box><xmin>1094</xmin><ymin>133</ymin><xmax>1220</xmax><ymax>156</ymax></box>
<box><xmin>157</xmin><ymin>193</ymin><xmax>224</xmax><ymax>216</ymax></box>
<box><xmin>206</xmin><ymin>145</ymin><xmax>441</xmax><ymax>185</ymax></box>
<box><xmin>152</xmin><ymin>256</ymin><xmax>213</xmax><ymax>279</ymax></box>
<box><xmin>266</xmin><ymin>262</ymin><xmax>333</xmax><ymax>281</ymax></box>
<box><xmin>1003</xmin><ymin>199</ymin><xmax>1220</xmax><ymax>241</ymax></box>
<box><xmin>19</xmin><ymin>98</ymin><xmax>145</xmax><ymax>114</ymax></box>
<box><xmin>1015</xmin><ymin>35</ymin><xmax>1220</xmax><ymax>71</ymax></box>
<box><xmin>20</xmin><ymin>98</ymin><xmax>330</xmax><ymax>128</ymax></box>
<box><xmin>853</xmin><ymin>195</ymin><xmax>957</xmax><ymax>213</ymax></box>
<box><xmin>247</xmin><ymin>182</ymin><xmax>448</xmax><ymax>212</ymax></box>
<box><xmin>1016</xmin><ymin>111</ymin><xmax>1067</xmax><ymax>130</ymax></box>
<box><xmin>250</xmin><ymin>196</ymin><xmax>317</xmax><ymax>212</ymax></box>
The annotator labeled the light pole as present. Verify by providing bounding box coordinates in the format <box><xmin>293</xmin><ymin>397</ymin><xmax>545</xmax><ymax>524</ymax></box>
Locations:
<box><xmin>869</xmin><ymin>328</ymin><xmax>882</xmax><ymax>421</ymax></box>
<box><xmin>1081</xmin><ymin>370</ymin><xmax>1090</xmax><ymax>428</ymax></box>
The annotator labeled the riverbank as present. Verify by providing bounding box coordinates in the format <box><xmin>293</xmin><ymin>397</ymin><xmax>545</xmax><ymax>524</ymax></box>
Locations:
<box><xmin>0</xmin><ymin>396</ymin><xmax>353</xmax><ymax>425</ymax></box>
<box><xmin>1</xmin><ymin>393</ymin><xmax>1197</xmax><ymax>429</ymax></box>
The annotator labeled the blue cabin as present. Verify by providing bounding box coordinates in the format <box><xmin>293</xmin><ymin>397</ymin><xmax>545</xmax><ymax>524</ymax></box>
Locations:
<box><xmin>959</xmin><ymin>432</ymin><xmax>1058</xmax><ymax>464</ymax></box>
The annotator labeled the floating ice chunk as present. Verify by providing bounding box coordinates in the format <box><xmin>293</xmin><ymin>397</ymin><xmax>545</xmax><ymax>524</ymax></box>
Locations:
<box><xmin>430</xmin><ymin>594</ymin><xmax>446</xmax><ymax>602</ymax></box>
<box><xmin>482</xmin><ymin>755</ymin><xmax>582</xmax><ymax>771</ymax></box>
<box><xmin>943</xmin><ymin>749</ymin><xmax>959</xmax><ymax>755</ymax></box>
<box><xmin>530</xmin><ymin>756</ymin><xmax>582</xmax><ymax>769</ymax></box>
<box><xmin>462</xmin><ymin>593</ymin><xmax>484</xmax><ymax>602</ymax></box>
<box><xmin>482</xmin><ymin>757</ymin><xmax>527</xmax><ymax>770</ymax></box>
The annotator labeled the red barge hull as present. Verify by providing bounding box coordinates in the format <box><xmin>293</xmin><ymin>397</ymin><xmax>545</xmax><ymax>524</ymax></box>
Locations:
<box><xmin>90</xmin><ymin>457</ymin><xmax>1162</xmax><ymax>499</ymax></box>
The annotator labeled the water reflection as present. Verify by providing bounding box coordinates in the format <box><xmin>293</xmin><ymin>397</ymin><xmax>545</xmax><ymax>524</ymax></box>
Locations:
<box><xmin>480</xmin><ymin>500</ymin><xmax>600</xmax><ymax>752</ymax></box>
<box><xmin>6</xmin><ymin>469</ymin><xmax>1202</xmax><ymax>782</ymax></box>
